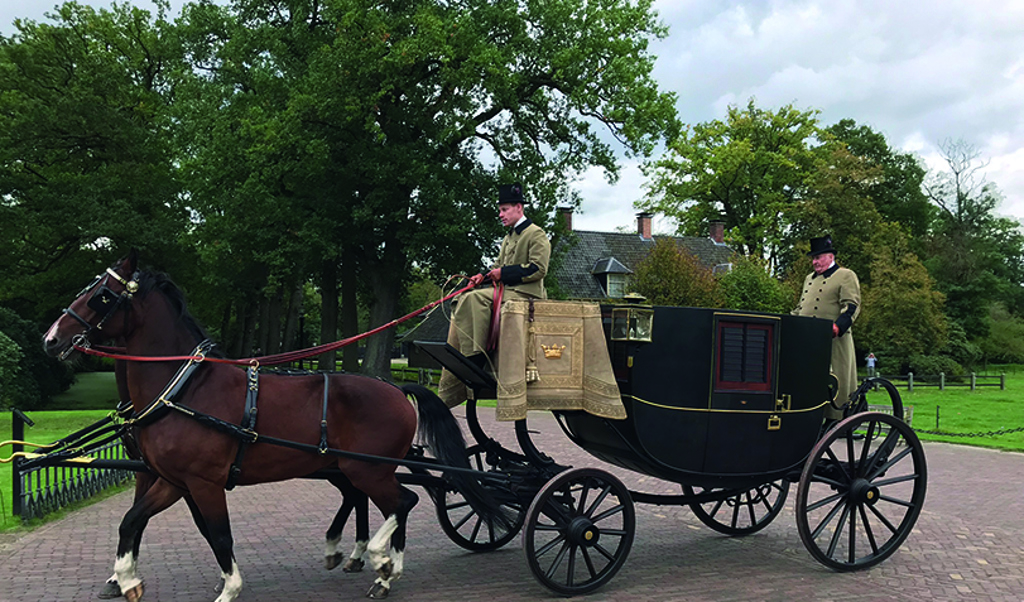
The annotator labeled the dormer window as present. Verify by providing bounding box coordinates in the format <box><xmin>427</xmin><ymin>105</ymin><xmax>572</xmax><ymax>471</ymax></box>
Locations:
<box><xmin>591</xmin><ymin>257</ymin><xmax>632</xmax><ymax>299</ymax></box>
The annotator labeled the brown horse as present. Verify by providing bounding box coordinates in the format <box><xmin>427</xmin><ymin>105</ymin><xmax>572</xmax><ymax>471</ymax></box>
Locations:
<box><xmin>43</xmin><ymin>251</ymin><xmax>501</xmax><ymax>601</ymax></box>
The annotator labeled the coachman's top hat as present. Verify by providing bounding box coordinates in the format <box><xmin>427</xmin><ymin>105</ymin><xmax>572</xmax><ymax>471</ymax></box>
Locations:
<box><xmin>807</xmin><ymin>235</ymin><xmax>835</xmax><ymax>257</ymax></box>
<box><xmin>498</xmin><ymin>183</ymin><xmax>524</xmax><ymax>204</ymax></box>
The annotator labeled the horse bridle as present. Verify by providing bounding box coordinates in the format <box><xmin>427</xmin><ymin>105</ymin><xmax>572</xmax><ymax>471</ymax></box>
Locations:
<box><xmin>59</xmin><ymin>267</ymin><xmax>141</xmax><ymax>359</ymax></box>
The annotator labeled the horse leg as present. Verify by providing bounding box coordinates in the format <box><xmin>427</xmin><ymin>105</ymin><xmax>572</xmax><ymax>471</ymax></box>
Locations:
<box><xmin>363</xmin><ymin>482</ymin><xmax>419</xmax><ymax>600</ymax></box>
<box><xmin>114</xmin><ymin>478</ymin><xmax>185</xmax><ymax>602</ymax></box>
<box><xmin>187</xmin><ymin>483</ymin><xmax>242</xmax><ymax>602</ymax></box>
<box><xmin>324</xmin><ymin>474</ymin><xmax>369</xmax><ymax>572</ymax></box>
<box><xmin>99</xmin><ymin>472</ymin><xmax>159</xmax><ymax>599</ymax></box>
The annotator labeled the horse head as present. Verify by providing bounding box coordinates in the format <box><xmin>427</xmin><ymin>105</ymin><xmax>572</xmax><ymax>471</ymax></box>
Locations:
<box><xmin>43</xmin><ymin>249</ymin><xmax>142</xmax><ymax>359</ymax></box>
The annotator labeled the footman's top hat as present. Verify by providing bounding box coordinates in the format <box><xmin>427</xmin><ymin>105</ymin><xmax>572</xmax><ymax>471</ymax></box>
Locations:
<box><xmin>807</xmin><ymin>235</ymin><xmax>835</xmax><ymax>256</ymax></box>
<box><xmin>498</xmin><ymin>183</ymin><xmax>524</xmax><ymax>204</ymax></box>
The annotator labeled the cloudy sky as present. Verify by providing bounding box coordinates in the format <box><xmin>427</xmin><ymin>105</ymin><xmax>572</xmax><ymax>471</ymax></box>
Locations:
<box><xmin>4</xmin><ymin>0</ymin><xmax>1023</xmax><ymax>235</ymax></box>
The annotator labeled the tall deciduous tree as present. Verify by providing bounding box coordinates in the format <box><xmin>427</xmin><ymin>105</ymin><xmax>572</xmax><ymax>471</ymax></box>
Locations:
<box><xmin>640</xmin><ymin>100</ymin><xmax>824</xmax><ymax>269</ymax></box>
<box><xmin>0</xmin><ymin>1</ymin><xmax>186</xmax><ymax>321</ymax></box>
<box><xmin>922</xmin><ymin>139</ymin><xmax>1024</xmax><ymax>339</ymax></box>
<box><xmin>179</xmin><ymin>0</ymin><xmax>679</xmax><ymax>376</ymax></box>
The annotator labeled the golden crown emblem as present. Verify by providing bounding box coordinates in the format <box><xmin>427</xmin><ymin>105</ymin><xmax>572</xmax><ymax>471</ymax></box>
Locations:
<box><xmin>541</xmin><ymin>344</ymin><xmax>566</xmax><ymax>359</ymax></box>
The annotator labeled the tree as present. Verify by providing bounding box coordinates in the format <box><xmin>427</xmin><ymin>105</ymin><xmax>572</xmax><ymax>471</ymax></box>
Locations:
<box><xmin>717</xmin><ymin>256</ymin><xmax>792</xmax><ymax>314</ymax></box>
<box><xmin>640</xmin><ymin>100</ymin><xmax>826</xmax><ymax>268</ymax></box>
<box><xmin>629</xmin><ymin>238</ymin><xmax>718</xmax><ymax>307</ymax></box>
<box><xmin>0</xmin><ymin>1</ymin><xmax>187</xmax><ymax>322</ymax></box>
<box><xmin>922</xmin><ymin>139</ymin><xmax>1024</xmax><ymax>339</ymax></box>
<box><xmin>825</xmin><ymin>119</ymin><xmax>932</xmax><ymax>239</ymax></box>
<box><xmin>857</xmin><ymin>224</ymin><xmax>948</xmax><ymax>370</ymax></box>
<box><xmin>178</xmin><ymin>0</ymin><xmax>679</xmax><ymax>376</ymax></box>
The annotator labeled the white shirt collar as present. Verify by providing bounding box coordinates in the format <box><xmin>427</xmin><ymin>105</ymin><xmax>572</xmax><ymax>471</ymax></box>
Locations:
<box><xmin>514</xmin><ymin>215</ymin><xmax>527</xmax><ymax>228</ymax></box>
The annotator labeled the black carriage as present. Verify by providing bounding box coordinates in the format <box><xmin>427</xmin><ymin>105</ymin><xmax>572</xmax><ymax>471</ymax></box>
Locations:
<box><xmin>418</xmin><ymin>301</ymin><xmax>927</xmax><ymax>596</ymax></box>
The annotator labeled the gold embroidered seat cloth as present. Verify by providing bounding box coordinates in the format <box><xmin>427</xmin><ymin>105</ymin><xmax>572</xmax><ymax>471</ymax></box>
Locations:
<box><xmin>439</xmin><ymin>299</ymin><xmax>626</xmax><ymax>421</ymax></box>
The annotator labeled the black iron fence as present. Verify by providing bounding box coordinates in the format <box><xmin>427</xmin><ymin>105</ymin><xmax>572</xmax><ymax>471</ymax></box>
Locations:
<box><xmin>10</xmin><ymin>410</ymin><xmax>134</xmax><ymax>523</ymax></box>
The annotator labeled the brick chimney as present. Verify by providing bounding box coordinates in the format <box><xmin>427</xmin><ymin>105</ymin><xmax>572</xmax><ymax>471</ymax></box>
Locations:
<box><xmin>558</xmin><ymin>206</ymin><xmax>573</xmax><ymax>231</ymax></box>
<box><xmin>637</xmin><ymin>212</ymin><xmax>653</xmax><ymax>240</ymax></box>
<box><xmin>709</xmin><ymin>220</ymin><xmax>725</xmax><ymax>244</ymax></box>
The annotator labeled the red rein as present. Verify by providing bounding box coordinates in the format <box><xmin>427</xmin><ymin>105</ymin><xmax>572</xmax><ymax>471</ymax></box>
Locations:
<box><xmin>75</xmin><ymin>279</ymin><xmax>476</xmax><ymax>366</ymax></box>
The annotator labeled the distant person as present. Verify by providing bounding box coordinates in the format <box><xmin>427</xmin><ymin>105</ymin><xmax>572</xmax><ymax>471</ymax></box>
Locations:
<box><xmin>793</xmin><ymin>235</ymin><xmax>861</xmax><ymax>421</ymax></box>
<box><xmin>866</xmin><ymin>352</ymin><xmax>877</xmax><ymax>378</ymax></box>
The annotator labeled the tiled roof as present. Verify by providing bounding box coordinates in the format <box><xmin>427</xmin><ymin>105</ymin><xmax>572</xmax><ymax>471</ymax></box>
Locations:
<box><xmin>552</xmin><ymin>230</ymin><xmax>735</xmax><ymax>299</ymax></box>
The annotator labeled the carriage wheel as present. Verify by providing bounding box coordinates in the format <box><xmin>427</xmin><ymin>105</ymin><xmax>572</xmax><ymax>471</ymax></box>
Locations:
<box><xmin>683</xmin><ymin>479</ymin><xmax>789</xmax><ymax>536</ymax></box>
<box><xmin>845</xmin><ymin>377</ymin><xmax>904</xmax><ymax>422</ymax></box>
<box><xmin>522</xmin><ymin>467</ymin><xmax>635</xmax><ymax>596</ymax></box>
<box><xmin>796</xmin><ymin>412</ymin><xmax>927</xmax><ymax>571</ymax></box>
<box><xmin>435</xmin><ymin>445</ymin><xmax>525</xmax><ymax>551</ymax></box>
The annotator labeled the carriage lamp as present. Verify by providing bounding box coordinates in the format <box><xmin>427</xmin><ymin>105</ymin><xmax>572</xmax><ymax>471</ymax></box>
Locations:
<box><xmin>610</xmin><ymin>306</ymin><xmax>654</xmax><ymax>342</ymax></box>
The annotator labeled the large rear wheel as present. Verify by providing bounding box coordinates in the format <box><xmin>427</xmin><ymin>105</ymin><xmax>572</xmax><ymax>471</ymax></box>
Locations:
<box><xmin>796</xmin><ymin>412</ymin><xmax>927</xmax><ymax>570</ymax></box>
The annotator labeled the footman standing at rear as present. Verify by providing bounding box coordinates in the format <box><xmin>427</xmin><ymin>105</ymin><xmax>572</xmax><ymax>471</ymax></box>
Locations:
<box><xmin>792</xmin><ymin>235</ymin><xmax>861</xmax><ymax>421</ymax></box>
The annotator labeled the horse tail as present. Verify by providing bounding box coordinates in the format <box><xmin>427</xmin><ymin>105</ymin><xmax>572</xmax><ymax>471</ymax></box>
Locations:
<box><xmin>401</xmin><ymin>384</ymin><xmax>511</xmax><ymax>531</ymax></box>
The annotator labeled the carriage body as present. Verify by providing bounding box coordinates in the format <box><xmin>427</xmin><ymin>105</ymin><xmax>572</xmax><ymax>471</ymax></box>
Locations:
<box><xmin>558</xmin><ymin>304</ymin><xmax>833</xmax><ymax>489</ymax></box>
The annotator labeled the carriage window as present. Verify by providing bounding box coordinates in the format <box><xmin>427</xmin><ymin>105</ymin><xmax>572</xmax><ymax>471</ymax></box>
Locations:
<box><xmin>715</xmin><ymin>321</ymin><xmax>773</xmax><ymax>392</ymax></box>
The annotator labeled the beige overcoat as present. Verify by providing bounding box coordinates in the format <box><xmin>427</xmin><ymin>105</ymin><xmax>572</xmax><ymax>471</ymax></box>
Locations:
<box><xmin>792</xmin><ymin>265</ymin><xmax>861</xmax><ymax>419</ymax></box>
<box><xmin>451</xmin><ymin>219</ymin><xmax>550</xmax><ymax>357</ymax></box>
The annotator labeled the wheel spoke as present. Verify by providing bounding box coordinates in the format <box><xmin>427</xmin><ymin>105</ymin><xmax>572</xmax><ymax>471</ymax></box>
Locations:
<box><xmin>876</xmin><ymin>493</ymin><xmax>915</xmax><ymax>508</ymax></box>
<box><xmin>535</xmin><ymin>533</ymin><xmax>566</xmax><ymax>558</ymax></box>
<box><xmin>856</xmin><ymin>420</ymin><xmax>876</xmax><ymax>475</ymax></box>
<box><xmin>580</xmin><ymin>546</ymin><xmax>598</xmax><ymax>579</ymax></box>
<box><xmin>585</xmin><ymin>484</ymin><xmax>612</xmax><ymax>518</ymax></box>
<box><xmin>544</xmin><ymin>540</ymin><xmax>571</xmax><ymax>580</ymax></box>
<box><xmin>826</xmin><ymin>503</ymin><xmax>851</xmax><ymax>558</ymax></box>
<box><xmin>599</xmin><ymin>528</ymin><xmax>628</xmax><ymax>537</ymax></box>
<box><xmin>872</xmin><ymin>473</ymin><xmax>921</xmax><ymax>489</ymax></box>
<box><xmin>446</xmin><ymin>499</ymin><xmax>471</xmax><ymax>512</ymax></box>
<box><xmin>469</xmin><ymin>515</ymin><xmax>482</xmax><ymax>541</ymax></box>
<box><xmin>452</xmin><ymin>508</ymin><xmax>474</xmax><ymax>530</ymax></box>
<box><xmin>591</xmin><ymin>503</ymin><xmax>625</xmax><ymax>524</ymax></box>
<box><xmin>593</xmin><ymin>542</ymin><xmax>615</xmax><ymax>561</ymax></box>
<box><xmin>566</xmin><ymin>545</ymin><xmax>577</xmax><ymax>587</ymax></box>
<box><xmin>867</xmin><ymin>446</ymin><xmax>913</xmax><ymax>481</ymax></box>
<box><xmin>859</xmin><ymin>504</ymin><xmax>879</xmax><ymax>554</ymax></box>
<box><xmin>706</xmin><ymin>498</ymin><xmax>725</xmax><ymax>518</ymax></box>
<box><xmin>806</xmin><ymin>490</ymin><xmax>845</xmax><ymax>513</ymax></box>
<box><xmin>811</xmin><ymin>496</ymin><xmax>847</xmax><ymax>540</ymax></box>
<box><xmin>824</xmin><ymin>446</ymin><xmax>852</xmax><ymax>483</ymax></box>
<box><xmin>848</xmin><ymin>501</ymin><xmax>857</xmax><ymax>563</ymax></box>
<box><xmin>745</xmin><ymin>492</ymin><xmax>757</xmax><ymax>526</ymax></box>
<box><xmin>866</xmin><ymin>501</ymin><xmax>900</xmax><ymax>534</ymax></box>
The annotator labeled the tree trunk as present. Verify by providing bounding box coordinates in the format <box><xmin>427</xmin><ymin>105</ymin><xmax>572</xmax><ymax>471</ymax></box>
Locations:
<box><xmin>362</xmin><ymin>233</ymin><xmax>405</xmax><ymax>378</ymax></box>
<box><xmin>319</xmin><ymin>258</ymin><xmax>339</xmax><ymax>371</ymax></box>
<box><xmin>282</xmin><ymin>283</ymin><xmax>304</xmax><ymax>352</ymax></box>
<box><xmin>340</xmin><ymin>249</ymin><xmax>360</xmax><ymax>372</ymax></box>
<box><xmin>266</xmin><ymin>288</ymin><xmax>284</xmax><ymax>354</ymax></box>
<box><xmin>239</xmin><ymin>301</ymin><xmax>257</xmax><ymax>358</ymax></box>
<box><xmin>255</xmin><ymin>294</ymin><xmax>271</xmax><ymax>356</ymax></box>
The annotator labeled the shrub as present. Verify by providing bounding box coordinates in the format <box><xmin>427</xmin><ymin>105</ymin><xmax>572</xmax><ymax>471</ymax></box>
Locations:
<box><xmin>630</xmin><ymin>238</ymin><xmax>719</xmax><ymax>307</ymax></box>
<box><xmin>0</xmin><ymin>307</ymin><xmax>74</xmax><ymax>409</ymax></box>
<box><xmin>716</xmin><ymin>256</ymin><xmax>792</xmax><ymax>313</ymax></box>
<box><xmin>907</xmin><ymin>354</ymin><xmax>965</xmax><ymax>380</ymax></box>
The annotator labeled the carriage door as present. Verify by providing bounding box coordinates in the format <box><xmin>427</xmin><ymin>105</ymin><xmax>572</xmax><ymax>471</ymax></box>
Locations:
<box><xmin>703</xmin><ymin>313</ymin><xmax>780</xmax><ymax>474</ymax></box>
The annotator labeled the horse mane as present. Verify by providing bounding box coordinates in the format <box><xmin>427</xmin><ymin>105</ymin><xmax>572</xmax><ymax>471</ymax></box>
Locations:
<box><xmin>137</xmin><ymin>271</ymin><xmax>221</xmax><ymax>356</ymax></box>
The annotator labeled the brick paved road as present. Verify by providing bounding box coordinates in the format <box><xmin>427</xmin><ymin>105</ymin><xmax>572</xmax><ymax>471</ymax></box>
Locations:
<box><xmin>1</xmin><ymin>409</ymin><xmax>1022</xmax><ymax>602</ymax></box>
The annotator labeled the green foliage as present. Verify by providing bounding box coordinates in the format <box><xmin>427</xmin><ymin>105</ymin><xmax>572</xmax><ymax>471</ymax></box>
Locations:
<box><xmin>0</xmin><ymin>2</ymin><xmax>188</xmax><ymax>321</ymax></box>
<box><xmin>0</xmin><ymin>330</ymin><xmax>23</xmax><ymax>408</ymax></box>
<box><xmin>716</xmin><ymin>256</ymin><xmax>792</xmax><ymax>313</ymax></box>
<box><xmin>857</xmin><ymin>223</ymin><xmax>949</xmax><ymax>368</ymax></box>
<box><xmin>978</xmin><ymin>304</ymin><xmax>1024</xmax><ymax>364</ymax></box>
<box><xmin>907</xmin><ymin>355</ymin><xmax>965</xmax><ymax>379</ymax></box>
<box><xmin>0</xmin><ymin>308</ymin><xmax>74</xmax><ymax>409</ymax></box>
<box><xmin>825</xmin><ymin>119</ymin><xmax>932</xmax><ymax>239</ymax></box>
<box><xmin>629</xmin><ymin>239</ymin><xmax>718</xmax><ymax>307</ymax></box>
<box><xmin>641</xmin><ymin>99</ymin><xmax>827</xmax><ymax>267</ymax></box>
